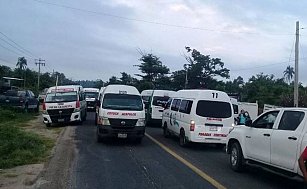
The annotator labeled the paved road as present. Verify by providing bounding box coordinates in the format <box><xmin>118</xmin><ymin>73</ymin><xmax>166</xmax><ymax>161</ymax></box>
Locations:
<box><xmin>71</xmin><ymin>112</ymin><xmax>304</xmax><ymax>189</ymax></box>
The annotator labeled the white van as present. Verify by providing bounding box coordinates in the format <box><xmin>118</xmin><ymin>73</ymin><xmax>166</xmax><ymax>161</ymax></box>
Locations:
<box><xmin>84</xmin><ymin>88</ymin><xmax>99</xmax><ymax>111</ymax></box>
<box><xmin>162</xmin><ymin>89</ymin><xmax>234</xmax><ymax>146</ymax></box>
<box><xmin>42</xmin><ymin>85</ymin><xmax>87</xmax><ymax>127</ymax></box>
<box><xmin>96</xmin><ymin>85</ymin><xmax>145</xmax><ymax>143</ymax></box>
<box><xmin>141</xmin><ymin>89</ymin><xmax>175</xmax><ymax>125</ymax></box>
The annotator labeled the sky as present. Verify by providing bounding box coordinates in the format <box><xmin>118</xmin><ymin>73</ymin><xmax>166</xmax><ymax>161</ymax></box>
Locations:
<box><xmin>0</xmin><ymin>0</ymin><xmax>306</xmax><ymax>84</ymax></box>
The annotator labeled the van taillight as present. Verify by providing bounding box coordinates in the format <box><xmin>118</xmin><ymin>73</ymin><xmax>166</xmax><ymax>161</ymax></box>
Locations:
<box><xmin>43</xmin><ymin>102</ymin><xmax>46</xmax><ymax>110</ymax></box>
<box><xmin>76</xmin><ymin>101</ymin><xmax>80</xmax><ymax>108</ymax></box>
<box><xmin>190</xmin><ymin>120</ymin><xmax>195</xmax><ymax>131</ymax></box>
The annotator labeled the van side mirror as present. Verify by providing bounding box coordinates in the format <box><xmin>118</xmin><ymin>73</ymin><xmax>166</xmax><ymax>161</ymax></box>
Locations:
<box><xmin>245</xmin><ymin>120</ymin><xmax>253</xmax><ymax>127</ymax></box>
<box><xmin>96</xmin><ymin>100</ymin><xmax>101</xmax><ymax>107</ymax></box>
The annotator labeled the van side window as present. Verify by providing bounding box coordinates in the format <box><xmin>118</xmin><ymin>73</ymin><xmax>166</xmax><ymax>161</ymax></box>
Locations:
<box><xmin>179</xmin><ymin>100</ymin><xmax>193</xmax><ymax>114</ymax></box>
<box><xmin>278</xmin><ymin>111</ymin><xmax>304</xmax><ymax>131</ymax></box>
<box><xmin>171</xmin><ymin>99</ymin><xmax>181</xmax><ymax>111</ymax></box>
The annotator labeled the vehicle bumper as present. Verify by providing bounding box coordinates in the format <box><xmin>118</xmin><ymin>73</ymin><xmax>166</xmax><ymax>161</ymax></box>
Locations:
<box><xmin>42</xmin><ymin>111</ymin><xmax>82</xmax><ymax>124</ymax></box>
<box><xmin>189</xmin><ymin>135</ymin><xmax>228</xmax><ymax>144</ymax></box>
<box><xmin>97</xmin><ymin>125</ymin><xmax>145</xmax><ymax>138</ymax></box>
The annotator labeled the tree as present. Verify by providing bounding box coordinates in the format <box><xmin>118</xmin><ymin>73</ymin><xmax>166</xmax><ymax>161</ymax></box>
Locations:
<box><xmin>135</xmin><ymin>53</ymin><xmax>169</xmax><ymax>84</ymax></box>
<box><xmin>107</xmin><ymin>76</ymin><xmax>120</xmax><ymax>85</ymax></box>
<box><xmin>16</xmin><ymin>57</ymin><xmax>27</xmax><ymax>70</ymax></box>
<box><xmin>183</xmin><ymin>47</ymin><xmax>230</xmax><ymax>89</ymax></box>
<box><xmin>120</xmin><ymin>72</ymin><xmax>136</xmax><ymax>85</ymax></box>
<box><xmin>283</xmin><ymin>65</ymin><xmax>294</xmax><ymax>84</ymax></box>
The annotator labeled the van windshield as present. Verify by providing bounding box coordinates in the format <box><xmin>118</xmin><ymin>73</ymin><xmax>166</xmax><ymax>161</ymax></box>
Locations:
<box><xmin>102</xmin><ymin>93</ymin><xmax>143</xmax><ymax>111</ymax></box>
<box><xmin>85</xmin><ymin>92</ymin><xmax>98</xmax><ymax>99</ymax></box>
<box><xmin>196</xmin><ymin>100</ymin><xmax>232</xmax><ymax>118</ymax></box>
<box><xmin>152</xmin><ymin>96</ymin><xmax>170</xmax><ymax>107</ymax></box>
<box><xmin>45</xmin><ymin>92</ymin><xmax>77</xmax><ymax>103</ymax></box>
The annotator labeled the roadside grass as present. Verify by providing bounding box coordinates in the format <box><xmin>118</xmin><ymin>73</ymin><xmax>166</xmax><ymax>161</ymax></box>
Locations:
<box><xmin>0</xmin><ymin>107</ymin><xmax>54</xmax><ymax>169</ymax></box>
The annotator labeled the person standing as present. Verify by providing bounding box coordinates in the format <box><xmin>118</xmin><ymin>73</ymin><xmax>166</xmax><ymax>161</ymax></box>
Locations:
<box><xmin>238</xmin><ymin>109</ymin><xmax>246</xmax><ymax>125</ymax></box>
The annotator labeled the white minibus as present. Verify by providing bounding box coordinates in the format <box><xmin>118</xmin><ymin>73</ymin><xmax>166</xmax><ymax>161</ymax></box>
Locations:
<box><xmin>96</xmin><ymin>85</ymin><xmax>145</xmax><ymax>143</ymax></box>
<box><xmin>141</xmin><ymin>89</ymin><xmax>175</xmax><ymax>125</ymax></box>
<box><xmin>162</xmin><ymin>89</ymin><xmax>234</xmax><ymax>146</ymax></box>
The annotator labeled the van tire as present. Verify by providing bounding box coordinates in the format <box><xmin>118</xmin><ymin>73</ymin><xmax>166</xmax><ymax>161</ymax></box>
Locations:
<box><xmin>179</xmin><ymin>129</ymin><xmax>188</xmax><ymax>147</ymax></box>
<box><xmin>230</xmin><ymin>142</ymin><xmax>245</xmax><ymax>172</ymax></box>
<box><xmin>163</xmin><ymin>123</ymin><xmax>171</xmax><ymax>138</ymax></box>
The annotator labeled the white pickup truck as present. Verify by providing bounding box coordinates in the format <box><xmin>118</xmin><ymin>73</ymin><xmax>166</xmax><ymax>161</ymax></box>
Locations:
<box><xmin>226</xmin><ymin>108</ymin><xmax>307</xmax><ymax>178</ymax></box>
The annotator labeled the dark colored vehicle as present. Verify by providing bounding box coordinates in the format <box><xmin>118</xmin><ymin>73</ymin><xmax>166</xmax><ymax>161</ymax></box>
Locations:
<box><xmin>0</xmin><ymin>90</ymin><xmax>39</xmax><ymax>112</ymax></box>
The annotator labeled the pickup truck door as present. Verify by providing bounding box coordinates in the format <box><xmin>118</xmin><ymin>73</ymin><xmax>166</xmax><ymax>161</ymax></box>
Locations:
<box><xmin>245</xmin><ymin>111</ymin><xmax>280</xmax><ymax>163</ymax></box>
<box><xmin>270</xmin><ymin>110</ymin><xmax>305</xmax><ymax>170</ymax></box>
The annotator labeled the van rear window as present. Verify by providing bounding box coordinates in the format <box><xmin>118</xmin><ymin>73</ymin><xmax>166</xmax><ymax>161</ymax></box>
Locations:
<box><xmin>196</xmin><ymin>100</ymin><xmax>232</xmax><ymax>118</ymax></box>
<box><xmin>152</xmin><ymin>96</ymin><xmax>170</xmax><ymax>107</ymax></box>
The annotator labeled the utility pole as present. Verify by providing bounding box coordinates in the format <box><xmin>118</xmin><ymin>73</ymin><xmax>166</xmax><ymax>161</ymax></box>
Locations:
<box><xmin>35</xmin><ymin>58</ymin><xmax>45</xmax><ymax>92</ymax></box>
<box><xmin>294</xmin><ymin>21</ymin><xmax>299</xmax><ymax>107</ymax></box>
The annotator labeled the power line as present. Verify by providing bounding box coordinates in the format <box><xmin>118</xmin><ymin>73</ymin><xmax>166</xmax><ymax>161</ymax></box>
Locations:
<box><xmin>0</xmin><ymin>31</ymin><xmax>37</xmax><ymax>58</ymax></box>
<box><xmin>0</xmin><ymin>57</ymin><xmax>15</xmax><ymax>65</ymax></box>
<box><xmin>0</xmin><ymin>36</ymin><xmax>35</xmax><ymax>59</ymax></box>
<box><xmin>0</xmin><ymin>42</ymin><xmax>27</xmax><ymax>57</ymax></box>
<box><xmin>231</xmin><ymin>59</ymin><xmax>306</xmax><ymax>72</ymax></box>
<box><xmin>31</xmin><ymin>0</ymin><xmax>294</xmax><ymax>36</ymax></box>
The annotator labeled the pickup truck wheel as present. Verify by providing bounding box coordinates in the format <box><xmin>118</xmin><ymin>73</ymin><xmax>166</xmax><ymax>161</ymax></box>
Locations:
<box><xmin>230</xmin><ymin>142</ymin><xmax>244</xmax><ymax>172</ymax></box>
<box><xmin>24</xmin><ymin>104</ymin><xmax>29</xmax><ymax>113</ymax></box>
<box><xmin>179</xmin><ymin>129</ymin><xmax>189</xmax><ymax>147</ymax></box>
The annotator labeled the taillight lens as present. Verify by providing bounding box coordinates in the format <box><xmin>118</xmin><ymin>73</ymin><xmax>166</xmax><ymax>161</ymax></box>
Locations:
<box><xmin>190</xmin><ymin>120</ymin><xmax>195</xmax><ymax>131</ymax></box>
<box><xmin>42</xmin><ymin>102</ymin><xmax>46</xmax><ymax>110</ymax></box>
<box><xmin>76</xmin><ymin>100</ymin><xmax>80</xmax><ymax>108</ymax></box>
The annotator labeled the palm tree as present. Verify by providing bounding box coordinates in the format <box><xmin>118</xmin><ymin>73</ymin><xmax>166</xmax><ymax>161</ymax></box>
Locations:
<box><xmin>283</xmin><ymin>65</ymin><xmax>294</xmax><ymax>84</ymax></box>
<box><xmin>16</xmin><ymin>57</ymin><xmax>27</xmax><ymax>70</ymax></box>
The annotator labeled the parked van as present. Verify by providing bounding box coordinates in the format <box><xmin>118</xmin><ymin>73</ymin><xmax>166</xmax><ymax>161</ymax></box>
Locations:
<box><xmin>162</xmin><ymin>89</ymin><xmax>234</xmax><ymax>146</ymax></box>
<box><xmin>96</xmin><ymin>85</ymin><xmax>145</xmax><ymax>143</ymax></box>
<box><xmin>84</xmin><ymin>88</ymin><xmax>99</xmax><ymax>111</ymax></box>
<box><xmin>42</xmin><ymin>85</ymin><xmax>87</xmax><ymax>127</ymax></box>
<box><xmin>141</xmin><ymin>89</ymin><xmax>175</xmax><ymax>125</ymax></box>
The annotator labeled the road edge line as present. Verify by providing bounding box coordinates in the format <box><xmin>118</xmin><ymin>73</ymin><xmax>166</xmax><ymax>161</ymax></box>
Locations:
<box><xmin>145</xmin><ymin>133</ymin><xmax>226</xmax><ymax>189</ymax></box>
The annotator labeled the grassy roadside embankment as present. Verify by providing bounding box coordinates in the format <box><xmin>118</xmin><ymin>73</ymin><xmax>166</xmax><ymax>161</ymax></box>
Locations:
<box><xmin>0</xmin><ymin>107</ymin><xmax>54</xmax><ymax>169</ymax></box>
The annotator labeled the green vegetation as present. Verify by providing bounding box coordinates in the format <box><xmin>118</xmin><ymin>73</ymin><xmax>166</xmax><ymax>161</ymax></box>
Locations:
<box><xmin>0</xmin><ymin>107</ymin><xmax>54</xmax><ymax>169</ymax></box>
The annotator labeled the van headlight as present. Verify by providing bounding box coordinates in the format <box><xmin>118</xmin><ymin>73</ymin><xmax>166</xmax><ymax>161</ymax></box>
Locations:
<box><xmin>136</xmin><ymin>118</ymin><xmax>145</xmax><ymax>126</ymax></box>
<box><xmin>99</xmin><ymin>117</ymin><xmax>110</xmax><ymax>126</ymax></box>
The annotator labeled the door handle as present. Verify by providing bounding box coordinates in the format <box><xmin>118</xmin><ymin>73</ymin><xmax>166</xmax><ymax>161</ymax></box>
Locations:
<box><xmin>246</xmin><ymin>136</ymin><xmax>251</xmax><ymax>138</ymax></box>
<box><xmin>263</xmin><ymin>134</ymin><xmax>270</xmax><ymax>137</ymax></box>
<box><xmin>288</xmin><ymin>136</ymin><xmax>297</xmax><ymax>140</ymax></box>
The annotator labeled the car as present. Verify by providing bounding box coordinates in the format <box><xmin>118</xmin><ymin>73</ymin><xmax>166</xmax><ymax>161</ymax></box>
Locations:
<box><xmin>0</xmin><ymin>89</ymin><xmax>39</xmax><ymax>112</ymax></box>
<box><xmin>226</xmin><ymin>108</ymin><xmax>307</xmax><ymax>179</ymax></box>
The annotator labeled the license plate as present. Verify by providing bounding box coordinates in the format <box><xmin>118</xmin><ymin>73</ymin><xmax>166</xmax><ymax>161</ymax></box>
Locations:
<box><xmin>209</xmin><ymin>126</ymin><xmax>217</xmax><ymax>131</ymax></box>
<box><xmin>118</xmin><ymin>133</ymin><xmax>127</xmax><ymax>138</ymax></box>
<box><xmin>58</xmin><ymin>118</ymin><xmax>65</xmax><ymax>122</ymax></box>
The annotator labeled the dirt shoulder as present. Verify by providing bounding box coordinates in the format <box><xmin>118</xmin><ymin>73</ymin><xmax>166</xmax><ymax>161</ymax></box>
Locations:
<box><xmin>0</xmin><ymin>116</ymin><xmax>76</xmax><ymax>189</ymax></box>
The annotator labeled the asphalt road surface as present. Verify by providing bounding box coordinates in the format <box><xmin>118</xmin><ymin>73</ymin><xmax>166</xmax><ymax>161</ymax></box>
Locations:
<box><xmin>71</xmin><ymin>112</ymin><xmax>304</xmax><ymax>189</ymax></box>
